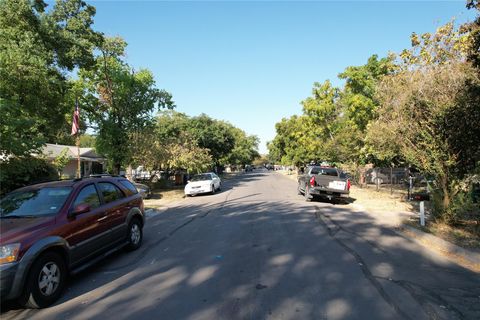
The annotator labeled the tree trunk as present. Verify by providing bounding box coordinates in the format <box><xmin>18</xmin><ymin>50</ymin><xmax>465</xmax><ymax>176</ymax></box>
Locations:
<box><xmin>113</xmin><ymin>163</ymin><xmax>121</xmax><ymax>175</ymax></box>
<box><xmin>440</xmin><ymin>175</ymin><xmax>451</xmax><ymax>211</ymax></box>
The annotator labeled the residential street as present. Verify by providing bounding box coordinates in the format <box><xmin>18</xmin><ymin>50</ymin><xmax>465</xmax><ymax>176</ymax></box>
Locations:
<box><xmin>2</xmin><ymin>171</ymin><xmax>479</xmax><ymax>320</ymax></box>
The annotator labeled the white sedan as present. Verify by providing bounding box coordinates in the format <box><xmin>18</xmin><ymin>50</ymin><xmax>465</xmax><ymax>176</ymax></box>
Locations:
<box><xmin>184</xmin><ymin>172</ymin><xmax>221</xmax><ymax>196</ymax></box>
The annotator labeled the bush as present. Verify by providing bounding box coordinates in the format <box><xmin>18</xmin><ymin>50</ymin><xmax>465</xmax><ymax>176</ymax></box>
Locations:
<box><xmin>0</xmin><ymin>157</ymin><xmax>58</xmax><ymax>195</ymax></box>
<box><xmin>434</xmin><ymin>189</ymin><xmax>479</xmax><ymax>228</ymax></box>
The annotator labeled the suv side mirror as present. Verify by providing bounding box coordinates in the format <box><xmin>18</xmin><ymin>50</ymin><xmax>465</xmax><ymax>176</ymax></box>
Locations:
<box><xmin>69</xmin><ymin>203</ymin><xmax>91</xmax><ymax>218</ymax></box>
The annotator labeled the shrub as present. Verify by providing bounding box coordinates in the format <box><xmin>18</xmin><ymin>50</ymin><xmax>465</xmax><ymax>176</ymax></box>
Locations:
<box><xmin>0</xmin><ymin>157</ymin><xmax>58</xmax><ymax>195</ymax></box>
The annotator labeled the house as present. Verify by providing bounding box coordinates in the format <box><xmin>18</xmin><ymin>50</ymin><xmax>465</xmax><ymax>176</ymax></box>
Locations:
<box><xmin>41</xmin><ymin>143</ymin><xmax>106</xmax><ymax>178</ymax></box>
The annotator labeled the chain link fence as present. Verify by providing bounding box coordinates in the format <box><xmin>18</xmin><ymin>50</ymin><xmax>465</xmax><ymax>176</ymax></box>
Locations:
<box><xmin>341</xmin><ymin>165</ymin><xmax>430</xmax><ymax>199</ymax></box>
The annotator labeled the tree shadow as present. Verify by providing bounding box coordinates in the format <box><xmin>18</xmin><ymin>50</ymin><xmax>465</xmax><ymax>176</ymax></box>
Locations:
<box><xmin>2</xmin><ymin>173</ymin><xmax>479</xmax><ymax>320</ymax></box>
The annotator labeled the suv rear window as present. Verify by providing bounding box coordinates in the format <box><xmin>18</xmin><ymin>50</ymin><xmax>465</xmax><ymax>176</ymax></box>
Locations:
<box><xmin>1</xmin><ymin>187</ymin><xmax>72</xmax><ymax>218</ymax></box>
<box><xmin>98</xmin><ymin>182</ymin><xmax>125</xmax><ymax>204</ymax></box>
<box><xmin>73</xmin><ymin>184</ymin><xmax>100</xmax><ymax>209</ymax></box>
<box><xmin>310</xmin><ymin>167</ymin><xmax>338</xmax><ymax>176</ymax></box>
<box><xmin>119</xmin><ymin>180</ymin><xmax>139</xmax><ymax>196</ymax></box>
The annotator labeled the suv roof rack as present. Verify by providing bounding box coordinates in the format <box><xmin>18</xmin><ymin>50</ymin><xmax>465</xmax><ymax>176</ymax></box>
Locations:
<box><xmin>89</xmin><ymin>174</ymin><xmax>121</xmax><ymax>178</ymax></box>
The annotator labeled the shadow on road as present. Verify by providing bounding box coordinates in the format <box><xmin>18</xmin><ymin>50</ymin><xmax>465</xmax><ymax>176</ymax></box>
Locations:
<box><xmin>2</xmin><ymin>172</ymin><xmax>479</xmax><ymax>320</ymax></box>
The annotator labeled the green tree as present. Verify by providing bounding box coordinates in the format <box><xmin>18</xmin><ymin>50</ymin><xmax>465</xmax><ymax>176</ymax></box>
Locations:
<box><xmin>79</xmin><ymin>134</ymin><xmax>97</xmax><ymax>148</ymax></box>
<box><xmin>465</xmin><ymin>1</ymin><xmax>480</xmax><ymax>67</ymax></box>
<box><xmin>338</xmin><ymin>54</ymin><xmax>396</xmax><ymax>132</ymax></box>
<box><xmin>268</xmin><ymin>115</ymin><xmax>315</xmax><ymax>166</ymax></box>
<box><xmin>0</xmin><ymin>0</ymin><xmax>101</xmax><ymax>156</ymax></box>
<box><xmin>166</xmin><ymin>133</ymin><xmax>213</xmax><ymax>174</ymax></box>
<box><xmin>223</xmin><ymin>127</ymin><xmax>259</xmax><ymax>166</ymax></box>
<box><xmin>154</xmin><ymin>111</ymin><xmax>256</xmax><ymax>169</ymax></box>
<box><xmin>186</xmin><ymin>114</ymin><xmax>236</xmax><ymax>166</ymax></box>
<box><xmin>129</xmin><ymin>127</ymin><xmax>212</xmax><ymax>175</ymax></box>
<box><xmin>77</xmin><ymin>37</ymin><xmax>175</xmax><ymax>174</ymax></box>
<box><xmin>52</xmin><ymin>148</ymin><xmax>71</xmax><ymax>177</ymax></box>
<box><xmin>370</xmin><ymin>21</ymin><xmax>480</xmax><ymax>221</ymax></box>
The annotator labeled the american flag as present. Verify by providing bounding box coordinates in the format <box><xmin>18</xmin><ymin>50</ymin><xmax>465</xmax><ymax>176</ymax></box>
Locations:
<box><xmin>71</xmin><ymin>99</ymin><xmax>80</xmax><ymax>136</ymax></box>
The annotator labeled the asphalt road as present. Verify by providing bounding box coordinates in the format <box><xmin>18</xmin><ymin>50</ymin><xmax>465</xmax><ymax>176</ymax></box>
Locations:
<box><xmin>2</xmin><ymin>171</ymin><xmax>479</xmax><ymax>320</ymax></box>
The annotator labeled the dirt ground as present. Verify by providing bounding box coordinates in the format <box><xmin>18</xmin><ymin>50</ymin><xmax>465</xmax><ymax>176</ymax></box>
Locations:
<box><xmin>280</xmin><ymin>170</ymin><xmax>480</xmax><ymax>250</ymax></box>
<box><xmin>349</xmin><ymin>185</ymin><xmax>413</xmax><ymax>214</ymax></box>
<box><xmin>143</xmin><ymin>188</ymin><xmax>185</xmax><ymax>209</ymax></box>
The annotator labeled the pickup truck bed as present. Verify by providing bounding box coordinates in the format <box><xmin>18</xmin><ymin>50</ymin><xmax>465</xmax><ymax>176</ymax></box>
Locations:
<box><xmin>297</xmin><ymin>166</ymin><xmax>350</xmax><ymax>202</ymax></box>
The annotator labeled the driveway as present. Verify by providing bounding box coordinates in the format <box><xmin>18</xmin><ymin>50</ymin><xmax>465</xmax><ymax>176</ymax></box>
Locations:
<box><xmin>2</xmin><ymin>171</ymin><xmax>479</xmax><ymax>319</ymax></box>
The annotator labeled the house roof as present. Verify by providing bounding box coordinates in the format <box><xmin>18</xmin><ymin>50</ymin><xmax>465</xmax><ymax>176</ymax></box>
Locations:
<box><xmin>42</xmin><ymin>144</ymin><xmax>105</xmax><ymax>161</ymax></box>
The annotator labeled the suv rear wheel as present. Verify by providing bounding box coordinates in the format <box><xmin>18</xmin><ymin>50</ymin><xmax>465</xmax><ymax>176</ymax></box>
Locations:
<box><xmin>125</xmin><ymin>218</ymin><xmax>143</xmax><ymax>251</ymax></box>
<box><xmin>20</xmin><ymin>252</ymin><xmax>67</xmax><ymax>308</ymax></box>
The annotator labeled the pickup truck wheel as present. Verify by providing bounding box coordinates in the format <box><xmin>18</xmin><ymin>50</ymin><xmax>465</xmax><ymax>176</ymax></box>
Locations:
<box><xmin>125</xmin><ymin>218</ymin><xmax>143</xmax><ymax>251</ymax></box>
<box><xmin>304</xmin><ymin>184</ymin><xmax>312</xmax><ymax>202</ymax></box>
<box><xmin>297</xmin><ymin>184</ymin><xmax>302</xmax><ymax>195</ymax></box>
<box><xmin>20</xmin><ymin>252</ymin><xmax>67</xmax><ymax>308</ymax></box>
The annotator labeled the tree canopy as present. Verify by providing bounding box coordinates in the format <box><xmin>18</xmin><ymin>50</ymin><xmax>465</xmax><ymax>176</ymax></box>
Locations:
<box><xmin>269</xmin><ymin>10</ymin><xmax>480</xmax><ymax>223</ymax></box>
<box><xmin>140</xmin><ymin>111</ymin><xmax>259</xmax><ymax>173</ymax></box>
<box><xmin>0</xmin><ymin>0</ymin><xmax>101</xmax><ymax>156</ymax></box>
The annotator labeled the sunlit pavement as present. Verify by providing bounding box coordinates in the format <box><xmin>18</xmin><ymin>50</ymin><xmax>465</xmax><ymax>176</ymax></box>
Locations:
<box><xmin>2</xmin><ymin>171</ymin><xmax>479</xmax><ymax>320</ymax></box>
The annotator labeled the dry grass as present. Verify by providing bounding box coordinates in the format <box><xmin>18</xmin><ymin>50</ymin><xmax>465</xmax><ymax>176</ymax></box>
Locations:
<box><xmin>143</xmin><ymin>188</ymin><xmax>185</xmax><ymax>209</ymax></box>
<box><xmin>404</xmin><ymin>219</ymin><xmax>480</xmax><ymax>250</ymax></box>
<box><xmin>349</xmin><ymin>185</ymin><xmax>413</xmax><ymax>214</ymax></box>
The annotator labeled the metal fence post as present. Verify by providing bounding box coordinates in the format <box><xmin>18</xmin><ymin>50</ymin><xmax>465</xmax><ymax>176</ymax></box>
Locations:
<box><xmin>390</xmin><ymin>166</ymin><xmax>393</xmax><ymax>195</ymax></box>
<box><xmin>420</xmin><ymin>201</ymin><xmax>425</xmax><ymax>226</ymax></box>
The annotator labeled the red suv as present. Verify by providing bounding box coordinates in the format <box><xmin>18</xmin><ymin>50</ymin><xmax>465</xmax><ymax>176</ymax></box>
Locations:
<box><xmin>0</xmin><ymin>176</ymin><xmax>145</xmax><ymax>308</ymax></box>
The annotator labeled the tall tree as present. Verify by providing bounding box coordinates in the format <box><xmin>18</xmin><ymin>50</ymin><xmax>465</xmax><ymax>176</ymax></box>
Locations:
<box><xmin>222</xmin><ymin>127</ymin><xmax>259</xmax><ymax>166</ymax></box>
<box><xmin>77</xmin><ymin>37</ymin><xmax>175</xmax><ymax>174</ymax></box>
<box><xmin>0</xmin><ymin>0</ymin><xmax>101</xmax><ymax>156</ymax></box>
<box><xmin>338</xmin><ymin>54</ymin><xmax>396</xmax><ymax>132</ymax></box>
<box><xmin>268</xmin><ymin>115</ymin><xmax>315</xmax><ymax>166</ymax></box>
<box><xmin>369</xmin><ymin>21</ymin><xmax>480</xmax><ymax>220</ymax></box>
<box><xmin>186</xmin><ymin>114</ymin><xmax>236</xmax><ymax>166</ymax></box>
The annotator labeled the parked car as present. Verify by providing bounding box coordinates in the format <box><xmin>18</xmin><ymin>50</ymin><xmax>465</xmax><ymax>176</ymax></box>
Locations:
<box><xmin>133</xmin><ymin>166</ymin><xmax>162</xmax><ymax>182</ymax></box>
<box><xmin>0</xmin><ymin>176</ymin><xmax>145</xmax><ymax>308</ymax></box>
<box><xmin>184</xmin><ymin>173</ymin><xmax>221</xmax><ymax>196</ymax></box>
<box><xmin>297</xmin><ymin>166</ymin><xmax>351</xmax><ymax>202</ymax></box>
<box><xmin>132</xmin><ymin>182</ymin><xmax>151</xmax><ymax>199</ymax></box>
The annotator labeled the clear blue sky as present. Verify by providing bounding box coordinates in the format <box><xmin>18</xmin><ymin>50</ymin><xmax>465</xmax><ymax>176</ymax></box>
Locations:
<box><xmin>88</xmin><ymin>1</ymin><xmax>475</xmax><ymax>154</ymax></box>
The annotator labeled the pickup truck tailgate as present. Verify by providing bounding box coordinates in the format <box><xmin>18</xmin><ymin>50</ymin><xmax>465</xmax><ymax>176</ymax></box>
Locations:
<box><xmin>314</xmin><ymin>175</ymin><xmax>349</xmax><ymax>193</ymax></box>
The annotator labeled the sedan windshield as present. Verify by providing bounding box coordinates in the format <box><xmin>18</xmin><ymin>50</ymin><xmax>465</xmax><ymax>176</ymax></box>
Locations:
<box><xmin>190</xmin><ymin>174</ymin><xmax>212</xmax><ymax>182</ymax></box>
<box><xmin>0</xmin><ymin>187</ymin><xmax>72</xmax><ymax>218</ymax></box>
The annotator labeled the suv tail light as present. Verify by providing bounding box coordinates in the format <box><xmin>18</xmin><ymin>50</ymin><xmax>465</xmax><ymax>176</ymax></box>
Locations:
<box><xmin>347</xmin><ymin>179</ymin><xmax>351</xmax><ymax>191</ymax></box>
<box><xmin>310</xmin><ymin>176</ymin><xmax>315</xmax><ymax>187</ymax></box>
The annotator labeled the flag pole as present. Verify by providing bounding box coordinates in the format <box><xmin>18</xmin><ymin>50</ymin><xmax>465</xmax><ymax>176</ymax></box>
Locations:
<box><xmin>72</xmin><ymin>97</ymin><xmax>81</xmax><ymax>178</ymax></box>
<box><xmin>76</xmin><ymin>134</ymin><xmax>81</xmax><ymax>178</ymax></box>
